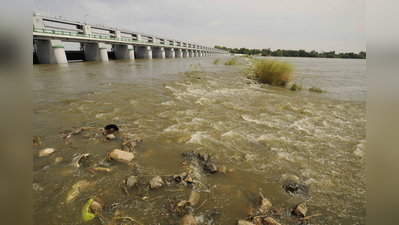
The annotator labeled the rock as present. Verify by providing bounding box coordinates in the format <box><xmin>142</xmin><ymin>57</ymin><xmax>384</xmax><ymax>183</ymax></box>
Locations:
<box><xmin>38</xmin><ymin>148</ymin><xmax>55</xmax><ymax>157</ymax></box>
<box><xmin>188</xmin><ymin>191</ymin><xmax>200</xmax><ymax>206</ymax></box>
<box><xmin>219</xmin><ymin>165</ymin><xmax>227</xmax><ymax>174</ymax></box>
<box><xmin>173</xmin><ymin>172</ymin><xmax>188</xmax><ymax>183</ymax></box>
<box><xmin>237</xmin><ymin>220</ymin><xmax>253</xmax><ymax>225</ymax></box>
<box><xmin>292</xmin><ymin>203</ymin><xmax>307</xmax><ymax>217</ymax></box>
<box><xmin>210</xmin><ymin>156</ymin><xmax>219</xmax><ymax>162</ymax></box>
<box><xmin>72</xmin><ymin>127</ymin><xmax>83</xmax><ymax>134</ymax></box>
<box><xmin>106</xmin><ymin>134</ymin><xmax>116</xmax><ymax>140</ymax></box>
<box><xmin>253</xmin><ymin>217</ymin><xmax>263</xmax><ymax>225</ymax></box>
<box><xmin>179</xmin><ymin>214</ymin><xmax>197</xmax><ymax>225</ymax></box>
<box><xmin>263</xmin><ymin>217</ymin><xmax>281</xmax><ymax>225</ymax></box>
<box><xmin>149</xmin><ymin>176</ymin><xmax>165</xmax><ymax>189</ymax></box>
<box><xmin>198</xmin><ymin>153</ymin><xmax>210</xmax><ymax>162</ymax></box>
<box><xmin>178</xmin><ymin>133</ymin><xmax>191</xmax><ymax>143</ymax></box>
<box><xmin>182</xmin><ymin>150</ymin><xmax>195</xmax><ymax>158</ymax></box>
<box><xmin>109</xmin><ymin>149</ymin><xmax>134</xmax><ymax>163</ymax></box>
<box><xmin>90</xmin><ymin>200</ymin><xmax>103</xmax><ymax>213</ymax></box>
<box><xmin>283</xmin><ymin>180</ymin><xmax>309</xmax><ymax>195</ymax></box>
<box><xmin>259</xmin><ymin>196</ymin><xmax>272</xmax><ymax>212</ymax></box>
<box><xmin>174</xmin><ymin>200</ymin><xmax>190</xmax><ymax>216</ymax></box>
<box><xmin>126</xmin><ymin>175</ymin><xmax>137</xmax><ymax>188</ymax></box>
<box><xmin>204</xmin><ymin>163</ymin><xmax>218</xmax><ymax>173</ymax></box>
<box><xmin>130</xmin><ymin>141</ymin><xmax>137</xmax><ymax>149</ymax></box>
<box><xmin>244</xmin><ymin>203</ymin><xmax>253</xmax><ymax>216</ymax></box>
<box><xmin>271</xmin><ymin>208</ymin><xmax>284</xmax><ymax>216</ymax></box>
<box><xmin>53</xmin><ymin>157</ymin><xmax>63</xmax><ymax>164</ymax></box>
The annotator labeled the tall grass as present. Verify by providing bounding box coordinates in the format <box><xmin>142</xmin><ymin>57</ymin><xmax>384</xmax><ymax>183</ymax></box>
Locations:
<box><xmin>253</xmin><ymin>59</ymin><xmax>295</xmax><ymax>86</ymax></box>
<box><xmin>213</xmin><ymin>58</ymin><xmax>221</xmax><ymax>65</ymax></box>
<box><xmin>308</xmin><ymin>86</ymin><xmax>325</xmax><ymax>93</ymax></box>
<box><xmin>225</xmin><ymin>57</ymin><xmax>238</xmax><ymax>65</ymax></box>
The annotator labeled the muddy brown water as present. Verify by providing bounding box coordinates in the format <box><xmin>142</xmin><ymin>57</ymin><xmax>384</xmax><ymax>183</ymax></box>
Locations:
<box><xmin>33</xmin><ymin>56</ymin><xmax>366</xmax><ymax>224</ymax></box>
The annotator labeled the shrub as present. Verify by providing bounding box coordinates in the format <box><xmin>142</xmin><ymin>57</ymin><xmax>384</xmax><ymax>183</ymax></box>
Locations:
<box><xmin>253</xmin><ymin>59</ymin><xmax>295</xmax><ymax>86</ymax></box>
<box><xmin>213</xmin><ymin>58</ymin><xmax>221</xmax><ymax>65</ymax></box>
<box><xmin>308</xmin><ymin>86</ymin><xmax>325</xmax><ymax>93</ymax></box>
<box><xmin>290</xmin><ymin>82</ymin><xmax>302</xmax><ymax>91</ymax></box>
<box><xmin>225</xmin><ymin>57</ymin><xmax>238</xmax><ymax>65</ymax></box>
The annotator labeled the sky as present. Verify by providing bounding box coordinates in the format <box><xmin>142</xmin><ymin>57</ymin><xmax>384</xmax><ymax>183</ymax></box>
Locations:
<box><xmin>33</xmin><ymin>0</ymin><xmax>366</xmax><ymax>53</ymax></box>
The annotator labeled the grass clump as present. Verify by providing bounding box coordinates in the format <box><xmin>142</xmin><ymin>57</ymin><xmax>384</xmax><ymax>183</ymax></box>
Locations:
<box><xmin>253</xmin><ymin>59</ymin><xmax>295</xmax><ymax>86</ymax></box>
<box><xmin>213</xmin><ymin>58</ymin><xmax>221</xmax><ymax>65</ymax></box>
<box><xmin>308</xmin><ymin>86</ymin><xmax>326</xmax><ymax>93</ymax></box>
<box><xmin>290</xmin><ymin>82</ymin><xmax>303</xmax><ymax>91</ymax></box>
<box><xmin>184</xmin><ymin>63</ymin><xmax>207</xmax><ymax>82</ymax></box>
<box><xmin>225</xmin><ymin>57</ymin><xmax>238</xmax><ymax>65</ymax></box>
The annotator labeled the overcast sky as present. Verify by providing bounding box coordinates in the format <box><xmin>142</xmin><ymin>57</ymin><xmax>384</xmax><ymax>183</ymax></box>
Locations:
<box><xmin>33</xmin><ymin>0</ymin><xmax>366</xmax><ymax>53</ymax></box>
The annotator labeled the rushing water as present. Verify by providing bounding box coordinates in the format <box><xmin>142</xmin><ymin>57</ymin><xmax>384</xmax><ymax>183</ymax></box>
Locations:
<box><xmin>33</xmin><ymin>56</ymin><xmax>366</xmax><ymax>224</ymax></box>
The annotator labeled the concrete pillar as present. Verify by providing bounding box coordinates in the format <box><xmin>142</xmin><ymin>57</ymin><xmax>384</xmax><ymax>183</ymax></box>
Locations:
<box><xmin>34</xmin><ymin>40</ymin><xmax>68</xmax><ymax>64</ymax></box>
<box><xmin>189</xmin><ymin>50</ymin><xmax>194</xmax><ymax>57</ymax></box>
<box><xmin>175</xmin><ymin>49</ymin><xmax>183</xmax><ymax>58</ymax></box>
<box><xmin>134</xmin><ymin>45</ymin><xmax>152</xmax><ymax>59</ymax></box>
<box><xmin>195</xmin><ymin>51</ymin><xmax>198</xmax><ymax>57</ymax></box>
<box><xmin>165</xmin><ymin>48</ymin><xmax>175</xmax><ymax>58</ymax></box>
<box><xmin>114</xmin><ymin>45</ymin><xmax>134</xmax><ymax>60</ymax></box>
<box><xmin>182</xmin><ymin>49</ymin><xmax>188</xmax><ymax>58</ymax></box>
<box><xmin>82</xmin><ymin>43</ymin><xmax>109</xmax><ymax>61</ymax></box>
<box><xmin>199</xmin><ymin>51</ymin><xmax>202</xmax><ymax>57</ymax></box>
<box><xmin>33</xmin><ymin>13</ymin><xmax>45</xmax><ymax>29</ymax></box>
<box><xmin>152</xmin><ymin>47</ymin><xmax>165</xmax><ymax>58</ymax></box>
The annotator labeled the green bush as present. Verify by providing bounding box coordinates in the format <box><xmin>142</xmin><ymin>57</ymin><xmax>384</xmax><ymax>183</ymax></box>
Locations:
<box><xmin>213</xmin><ymin>58</ymin><xmax>221</xmax><ymax>65</ymax></box>
<box><xmin>225</xmin><ymin>57</ymin><xmax>238</xmax><ymax>65</ymax></box>
<box><xmin>253</xmin><ymin>59</ymin><xmax>295</xmax><ymax>86</ymax></box>
<box><xmin>290</xmin><ymin>82</ymin><xmax>302</xmax><ymax>91</ymax></box>
<box><xmin>309</xmin><ymin>86</ymin><xmax>325</xmax><ymax>93</ymax></box>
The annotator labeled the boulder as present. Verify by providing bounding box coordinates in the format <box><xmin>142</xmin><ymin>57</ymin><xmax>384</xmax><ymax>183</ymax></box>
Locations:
<box><xmin>292</xmin><ymin>203</ymin><xmax>307</xmax><ymax>217</ymax></box>
<box><xmin>149</xmin><ymin>176</ymin><xmax>165</xmax><ymax>189</ymax></box>
<box><xmin>109</xmin><ymin>149</ymin><xmax>134</xmax><ymax>163</ymax></box>
<box><xmin>237</xmin><ymin>220</ymin><xmax>253</xmax><ymax>225</ymax></box>
<box><xmin>259</xmin><ymin>196</ymin><xmax>272</xmax><ymax>212</ymax></box>
<box><xmin>204</xmin><ymin>163</ymin><xmax>218</xmax><ymax>173</ymax></box>
<box><xmin>283</xmin><ymin>180</ymin><xmax>309</xmax><ymax>195</ymax></box>
<box><xmin>188</xmin><ymin>191</ymin><xmax>200</xmax><ymax>206</ymax></box>
<box><xmin>263</xmin><ymin>217</ymin><xmax>281</xmax><ymax>225</ymax></box>
<box><xmin>38</xmin><ymin>148</ymin><xmax>55</xmax><ymax>157</ymax></box>
<box><xmin>173</xmin><ymin>172</ymin><xmax>188</xmax><ymax>182</ymax></box>
<box><xmin>198</xmin><ymin>153</ymin><xmax>209</xmax><ymax>162</ymax></box>
<box><xmin>179</xmin><ymin>214</ymin><xmax>197</xmax><ymax>225</ymax></box>
<box><xmin>126</xmin><ymin>175</ymin><xmax>137</xmax><ymax>188</ymax></box>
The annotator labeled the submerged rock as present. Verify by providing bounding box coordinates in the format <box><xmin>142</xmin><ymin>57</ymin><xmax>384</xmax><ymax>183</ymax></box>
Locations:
<box><xmin>53</xmin><ymin>157</ymin><xmax>63</xmax><ymax>164</ymax></box>
<box><xmin>188</xmin><ymin>191</ymin><xmax>200</xmax><ymax>206</ymax></box>
<box><xmin>283</xmin><ymin>180</ymin><xmax>309</xmax><ymax>195</ymax></box>
<box><xmin>179</xmin><ymin>214</ymin><xmax>197</xmax><ymax>225</ymax></box>
<box><xmin>174</xmin><ymin>200</ymin><xmax>190</xmax><ymax>216</ymax></box>
<box><xmin>38</xmin><ymin>148</ymin><xmax>55</xmax><ymax>157</ymax></box>
<box><xmin>259</xmin><ymin>196</ymin><xmax>272</xmax><ymax>213</ymax></box>
<box><xmin>126</xmin><ymin>175</ymin><xmax>137</xmax><ymax>188</ymax></box>
<box><xmin>149</xmin><ymin>176</ymin><xmax>165</xmax><ymax>189</ymax></box>
<box><xmin>237</xmin><ymin>219</ymin><xmax>253</xmax><ymax>225</ymax></box>
<box><xmin>292</xmin><ymin>203</ymin><xmax>307</xmax><ymax>217</ymax></box>
<box><xmin>263</xmin><ymin>217</ymin><xmax>281</xmax><ymax>225</ymax></box>
<box><xmin>198</xmin><ymin>153</ymin><xmax>210</xmax><ymax>162</ymax></box>
<box><xmin>173</xmin><ymin>172</ymin><xmax>188</xmax><ymax>183</ymax></box>
<box><xmin>182</xmin><ymin>150</ymin><xmax>195</xmax><ymax>158</ymax></box>
<box><xmin>219</xmin><ymin>165</ymin><xmax>227</xmax><ymax>174</ymax></box>
<box><xmin>178</xmin><ymin>133</ymin><xmax>191</xmax><ymax>143</ymax></box>
<box><xmin>204</xmin><ymin>163</ymin><xmax>218</xmax><ymax>173</ymax></box>
<box><xmin>109</xmin><ymin>149</ymin><xmax>134</xmax><ymax>163</ymax></box>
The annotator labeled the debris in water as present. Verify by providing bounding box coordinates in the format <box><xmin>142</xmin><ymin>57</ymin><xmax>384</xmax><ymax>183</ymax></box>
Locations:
<box><xmin>106</xmin><ymin>134</ymin><xmax>116</xmax><ymax>140</ymax></box>
<box><xmin>188</xmin><ymin>191</ymin><xmax>200</xmax><ymax>206</ymax></box>
<box><xmin>66</xmin><ymin>180</ymin><xmax>87</xmax><ymax>203</ymax></box>
<box><xmin>292</xmin><ymin>203</ymin><xmax>307</xmax><ymax>217</ymax></box>
<box><xmin>74</xmin><ymin>153</ymin><xmax>90</xmax><ymax>168</ymax></box>
<box><xmin>38</xmin><ymin>148</ymin><xmax>55</xmax><ymax>157</ymax></box>
<box><xmin>81</xmin><ymin>199</ymin><xmax>96</xmax><ymax>222</ymax></box>
<box><xmin>33</xmin><ymin>137</ymin><xmax>41</xmax><ymax>146</ymax></box>
<box><xmin>102</xmin><ymin>124</ymin><xmax>119</xmax><ymax>135</ymax></box>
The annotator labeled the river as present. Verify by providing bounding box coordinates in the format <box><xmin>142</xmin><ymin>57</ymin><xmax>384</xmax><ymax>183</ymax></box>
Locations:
<box><xmin>33</xmin><ymin>56</ymin><xmax>366</xmax><ymax>224</ymax></box>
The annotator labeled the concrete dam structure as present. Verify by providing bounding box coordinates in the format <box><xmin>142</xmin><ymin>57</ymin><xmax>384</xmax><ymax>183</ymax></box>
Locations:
<box><xmin>33</xmin><ymin>13</ymin><xmax>229</xmax><ymax>64</ymax></box>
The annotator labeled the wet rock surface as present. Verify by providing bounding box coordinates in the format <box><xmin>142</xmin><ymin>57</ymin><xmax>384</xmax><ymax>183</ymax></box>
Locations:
<box><xmin>283</xmin><ymin>180</ymin><xmax>309</xmax><ymax>195</ymax></box>
<box><xmin>237</xmin><ymin>219</ymin><xmax>253</xmax><ymax>225</ymax></box>
<box><xmin>106</xmin><ymin>134</ymin><xmax>116</xmax><ymax>140</ymax></box>
<box><xmin>204</xmin><ymin>163</ymin><xmax>218</xmax><ymax>173</ymax></box>
<box><xmin>179</xmin><ymin>214</ymin><xmax>197</xmax><ymax>225</ymax></box>
<box><xmin>173</xmin><ymin>172</ymin><xmax>188</xmax><ymax>183</ymax></box>
<box><xmin>198</xmin><ymin>153</ymin><xmax>209</xmax><ymax>162</ymax></box>
<box><xmin>109</xmin><ymin>149</ymin><xmax>134</xmax><ymax>163</ymax></box>
<box><xmin>260</xmin><ymin>196</ymin><xmax>272</xmax><ymax>212</ymax></box>
<box><xmin>182</xmin><ymin>150</ymin><xmax>195</xmax><ymax>158</ymax></box>
<box><xmin>271</xmin><ymin>207</ymin><xmax>284</xmax><ymax>216</ymax></box>
<box><xmin>292</xmin><ymin>203</ymin><xmax>307</xmax><ymax>217</ymax></box>
<box><xmin>218</xmin><ymin>165</ymin><xmax>227</xmax><ymax>174</ymax></box>
<box><xmin>188</xmin><ymin>191</ymin><xmax>200</xmax><ymax>206</ymax></box>
<box><xmin>263</xmin><ymin>217</ymin><xmax>281</xmax><ymax>225</ymax></box>
<box><xmin>126</xmin><ymin>175</ymin><xmax>137</xmax><ymax>188</ymax></box>
<box><xmin>149</xmin><ymin>176</ymin><xmax>165</xmax><ymax>189</ymax></box>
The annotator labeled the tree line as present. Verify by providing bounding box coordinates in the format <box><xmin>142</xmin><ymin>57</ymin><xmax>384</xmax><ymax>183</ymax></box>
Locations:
<box><xmin>214</xmin><ymin>46</ymin><xmax>366</xmax><ymax>59</ymax></box>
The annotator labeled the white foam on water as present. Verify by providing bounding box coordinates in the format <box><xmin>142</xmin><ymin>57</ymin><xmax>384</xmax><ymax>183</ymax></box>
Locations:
<box><xmin>277</xmin><ymin>152</ymin><xmax>294</xmax><ymax>162</ymax></box>
<box><xmin>195</xmin><ymin>97</ymin><xmax>215</xmax><ymax>105</ymax></box>
<box><xmin>186</xmin><ymin>131</ymin><xmax>211</xmax><ymax>144</ymax></box>
<box><xmin>161</xmin><ymin>101</ymin><xmax>176</xmax><ymax>106</ymax></box>
<box><xmin>354</xmin><ymin>140</ymin><xmax>366</xmax><ymax>157</ymax></box>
